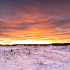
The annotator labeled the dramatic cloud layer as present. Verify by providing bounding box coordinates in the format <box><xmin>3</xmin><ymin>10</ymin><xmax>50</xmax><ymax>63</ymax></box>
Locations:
<box><xmin>0</xmin><ymin>0</ymin><xmax>70</xmax><ymax>44</ymax></box>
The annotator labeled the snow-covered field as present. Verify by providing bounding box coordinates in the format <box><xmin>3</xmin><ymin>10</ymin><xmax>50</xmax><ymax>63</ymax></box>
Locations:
<box><xmin>0</xmin><ymin>45</ymin><xmax>70</xmax><ymax>70</ymax></box>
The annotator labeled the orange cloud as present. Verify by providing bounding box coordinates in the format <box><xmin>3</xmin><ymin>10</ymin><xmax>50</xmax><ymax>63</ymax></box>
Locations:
<box><xmin>0</xmin><ymin>0</ymin><xmax>70</xmax><ymax>44</ymax></box>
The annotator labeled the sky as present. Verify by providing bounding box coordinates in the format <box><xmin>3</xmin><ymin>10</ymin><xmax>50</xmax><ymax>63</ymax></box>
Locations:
<box><xmin>0</xmin><ymin>0</ymin><xmax>70</xmax><ymax>44</ymax></box>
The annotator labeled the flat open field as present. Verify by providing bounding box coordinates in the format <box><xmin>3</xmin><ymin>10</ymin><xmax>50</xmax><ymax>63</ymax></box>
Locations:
<box><xmin>0</xmin><ymin>45</ymin><xmax>70</xmax><ymax>70</ymax></box>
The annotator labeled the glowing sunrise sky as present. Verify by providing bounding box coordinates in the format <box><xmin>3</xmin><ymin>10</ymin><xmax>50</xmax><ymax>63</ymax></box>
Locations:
<box><xmin>0</xmin><ymin>0</ymin><xmax>70</xmax><ymax>44</ymax></box>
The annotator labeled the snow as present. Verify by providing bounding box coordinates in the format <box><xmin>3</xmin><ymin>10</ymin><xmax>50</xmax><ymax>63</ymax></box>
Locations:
<box><xmin>0</xmin><ymin>45</ymin><xmax>70</xmax><ymax>70</ymax></box>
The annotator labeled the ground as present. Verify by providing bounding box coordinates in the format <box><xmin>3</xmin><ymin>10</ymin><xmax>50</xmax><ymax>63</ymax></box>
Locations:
<box><xmin>0</xmin><ymin>45</ymin><xmax>70</xmax><ymax>70</ymax></box>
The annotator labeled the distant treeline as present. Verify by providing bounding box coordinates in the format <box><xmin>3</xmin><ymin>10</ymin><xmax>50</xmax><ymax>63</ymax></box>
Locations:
<box><xmin>51</xmin><ymin>43</ymin><xmax>70</xmax><ymax>46</ymax></box>
<box><xmin>0</xmin><ymin>43</ymin><xmax>70</xmax><ymax>46</ymax></box>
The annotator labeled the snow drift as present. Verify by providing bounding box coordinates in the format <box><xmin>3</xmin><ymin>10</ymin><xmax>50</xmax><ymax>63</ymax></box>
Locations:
<box><xmin>0</xmin><ymin>45</ymin><xmax>70</xmax><ymax>70</ymax></box>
